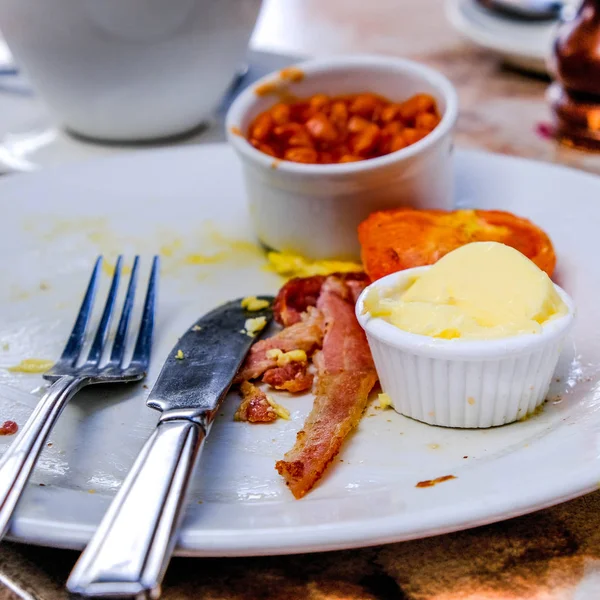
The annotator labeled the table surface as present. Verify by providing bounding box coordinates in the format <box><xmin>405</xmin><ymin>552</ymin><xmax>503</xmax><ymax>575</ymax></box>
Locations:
<box><xmin>3</xmin><ymin>1</ymin><xmax>600</xmax><ymax>599</ymax></box>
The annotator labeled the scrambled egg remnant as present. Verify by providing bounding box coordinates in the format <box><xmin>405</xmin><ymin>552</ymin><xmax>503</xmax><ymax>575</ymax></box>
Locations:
<box><xmin>243</xmin><ymin>316</ymin><xmax>267</xmax><ymax>337</ymax></box>
<box><xmin>266</xmin><ymin>348</ymin><xmax>307</xmax><ymax>367</ymax></box>
<box><xmin>175</xmin><ymin>350</ymin><xmax>185</xmax><ymax>360</ymax></box>
<box><xmin>266</xmin><ymin>251</ymin><xmax>363</xmax><ymax>279</ymax></box>
<box><xmin>266</xmin><ymin>395</ymin><xmax>291</xmax><ymax>420</ymax></box>
<box><xmin>8</xmin><ymin>359</ymin><xmax>54</xmax><ymax>373</ymax></box>
<box><xmin>241</xmin><ymin>296</ymin><xmax>270</xmax><ymax>311</ymax></box>
<box><xmin>378</xmin><ymin>393</ymin><xmax>393</xmax><ymax>409</ymax></box>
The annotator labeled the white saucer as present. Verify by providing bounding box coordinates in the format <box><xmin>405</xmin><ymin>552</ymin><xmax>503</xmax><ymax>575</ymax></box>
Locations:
<box><xmin>445</xmin><ymin>0</ymin><xmax>568</xmax><ymax>74</ymax></box>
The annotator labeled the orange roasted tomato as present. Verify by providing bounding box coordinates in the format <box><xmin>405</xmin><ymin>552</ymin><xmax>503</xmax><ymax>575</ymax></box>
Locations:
<box><xmin>358</xmin><ymin>209</ymin><xmax>557</xmax><ymax>281</ymax></box>
<box><xmin>246</xmin><ymin>92</ymin><xmax>440</xmax><ymax>164</ymax></box>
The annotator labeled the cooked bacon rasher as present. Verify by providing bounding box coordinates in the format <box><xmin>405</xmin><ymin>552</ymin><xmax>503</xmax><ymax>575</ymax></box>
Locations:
<box><xmin>234</xmin><ymin>381</ymin><xmax>277</xmax><ymax>423</ymax></box>
<box><xmin>235</xmin><ymin>272</ymin><xmax>377</xmax><ymax>498</ymax></box>
<box><xmin>234</xmin><ymin>307</ymin><xmax>324</xmax><ymax>384</ymax></box>
<box><xmin>275</xmin><ymin>275</ymin><xmax>377</xmax><ymax>498</ymax></box>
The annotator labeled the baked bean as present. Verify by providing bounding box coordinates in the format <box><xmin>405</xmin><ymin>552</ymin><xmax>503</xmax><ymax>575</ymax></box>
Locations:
<box><xmin>271</xmin><ymin>103</ymin><xmax>291</xmax><ymax>125</ymax></box>
<box><xmin>398</xmin><ymin>94</ymin><xmax>436</xmax><ymax>124</ymax></box>
<box><xmin>309</xmin><ymin>94</ymin><xmax>330</xmax><ymax>112</ymax></box>
<box><xmin>251</xmin><ymin>113</ymin><xmax>274</xmax><ymax>142</ymax></box>
<box><xmin>415</xmin><ymin>112</ymin><xmax>440</xmax><ymax>130</ymax></box>
<box><xmin>348</xmin><ymin>115</ymin><xmax>372</xmax><ymax>133</ymax></box>
<box><xmin>330</xmin><ymin>102</ymin><xmax>349</xmax><ymax>128</ymax></box>
<box><xmin>390</xmin><ymin>134</ymin><xmax>407</xmax><ymax>153</ymax></box>
<box><xmin>284</xmin><ymin>147</ymin><xmax>319</xmax><ymax>163</ymax></box>
<box><xmin>349</xmin><ymin>93</ymin><xmax>380</xmax><ymax>118</ymax></box>
<box><xmin>351</xmin><ymin>124</ymin><xmax>380</xmax><ymax>156</ymax></box>
<box><xmin>305</xmin><ymin>113</ymin><xmax>338</xmax><ymax>143</ymax></box>
<box><xmin>246</xmin><ymin>91</ymin><xmax>439</xmax><ymax>164</ymax></box>
<box><xmin>380</xmin><ymin>103</ymin><xmax>402</xmax><ymax>124</ymax></box>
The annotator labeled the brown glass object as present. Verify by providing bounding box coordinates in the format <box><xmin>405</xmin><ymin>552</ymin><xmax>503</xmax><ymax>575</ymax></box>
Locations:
<box><xmin>549</xmin><ymin>0</ymin><xmax>600</xmax><ymax>150</ymax></box>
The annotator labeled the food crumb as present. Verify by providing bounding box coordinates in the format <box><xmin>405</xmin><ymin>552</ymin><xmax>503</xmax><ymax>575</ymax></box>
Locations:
<box><xmin>1</xmin><ymin>342</ymin><xmax>8</xmax><ymax>351</ymax></box>
<box><xmin>39</xmin><ymin>281</ymin><xmax>50</xmax><ymax>291</ymax></box>
<box><xmin>243</xmin><ymin>316</ymin><xmax>267</xmax><ymax>337</ymax></box>
<box><xmin>39</xmin><ymin>483</ymin><xmax>46</xmax><ymax>487</ymax></box>
<box><xmin>428</xmin><ymin>443</ymin><xmax>440</xmax><ymax>450</ymax></box>
<box><xmin>229</xmin><ymin>126</ymin><xmax>242</xmax><ymax>137</ymax></box>
<box><xmin>467</xmin><ymin>396</ymin><xmax>475</xmax><ymax>405</ymax></box>
<box><xmin>47</xmin><ymin>442</ymin><xmax>53</xmax><ymax>448</ymax></box>
<box><xmin>463</xmin><ymin>456</ymin><xmax>468</xmax><ymax>459</ymax></box>
<box><xmin>0</xmin><ymin>420</ymin><xmax>18</xmax><ymax>436</ymax></box>
<box><xmin>143</xmin><ymin>384</ymin><xmax>149</xmax><ymax>389</ymax></box>
<box><xmin>378</xmin><ymin>392</ymin><xmax>392</xmax><ymax>409</ymax></box>
<box><xmin>192</xmin><ymin>325</ymin><xmax>202</xmax><ymax>332</ymax></box>
<box><xmin>416</xmin><ymin>475</ymin><xmax>457</xmax><ymax>488</ymax></box>
<box><xmin>266</xmin><ymin>395</ymin><xmax>290</xmax><ymax>420</ymax></box>
<box><xmin>175</xmin><ymin>349</ymin><xmax>184</xmax><ymax>360</ymax></box>
<box><xmin>197</xmin><ymin>500</ymin><xmax>204</xmax><ymax>504</ymax></box>
<box><xmin>88</xmin><ymin>489</ymin><xmax>96</xmax><ymax>494</ymax></box>
<box><xmin>241</xmin><ymin>296</ymin><xmax>270</xmax><ymax>311</ymax></box>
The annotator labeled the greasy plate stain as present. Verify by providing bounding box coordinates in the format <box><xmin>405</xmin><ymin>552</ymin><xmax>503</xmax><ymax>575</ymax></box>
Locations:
<box><xmin>416</xmin><ymin>474</ymin><xmax>457</xmax><ymax>488</ymax></box>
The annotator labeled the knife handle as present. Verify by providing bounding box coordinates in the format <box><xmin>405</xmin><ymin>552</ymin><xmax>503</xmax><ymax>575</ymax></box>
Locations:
<box><xmin>67</xmin><ymin>417</ymin><xmax>205</xmax><ymax>599</ymax></box>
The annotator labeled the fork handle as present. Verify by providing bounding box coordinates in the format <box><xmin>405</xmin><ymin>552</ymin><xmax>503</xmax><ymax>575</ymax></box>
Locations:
<box><xmin>0</xmin><ymin>375</ymin><xmax>87</xmax><ymax>539</ymax></box>
<box><xmin>67</xmin><ymin>417</ymin><xmax>205</xmax><ymax>599</ymax></box>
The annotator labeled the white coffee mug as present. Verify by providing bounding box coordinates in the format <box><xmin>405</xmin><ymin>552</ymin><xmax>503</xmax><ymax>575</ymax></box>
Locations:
<box><xmin>0</xmin><ymin>0</ymin><xmax>262</xmax><ymax>141</ymax></box>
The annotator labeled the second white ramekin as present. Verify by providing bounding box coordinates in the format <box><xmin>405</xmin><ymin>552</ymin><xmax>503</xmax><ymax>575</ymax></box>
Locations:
<box><xmin>356</xmin><ymin>267</ymin><xmax>575</xmax><ymax>428</ymax></box>
<box><xmin>226</xmin><ymin>54</ymin><xmax>458</xmax><ymax>261</ymax></box>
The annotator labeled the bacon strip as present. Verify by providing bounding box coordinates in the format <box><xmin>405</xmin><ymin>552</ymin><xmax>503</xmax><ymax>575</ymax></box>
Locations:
<box><xmin>234</xmin><ymin>382</ymin><xmax>277</xmax><ymax>423</ymax></box>
<box><xmin>274</xmin><ymin>272</ymin><xmax>369</xmax><ymax>326</ymax></box>
<box><xmin>275</xmin><ymin>276</ymin><xmax>378</xmax><ymax>498</ymax></box>
<box><xmin>234</xmin><ymin>307</ymin><xmax>324</xmax><ymax>383</ymax></box>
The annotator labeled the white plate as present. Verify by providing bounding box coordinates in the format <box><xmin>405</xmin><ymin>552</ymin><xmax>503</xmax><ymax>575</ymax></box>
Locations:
<box><xmin>0</xmin><ymin>144</ymin><xmax>599</xmax><ymax>557</ymax></box>
<box><xmin>445</xmin><ymin>0</ymin><xmax>567</xmax><ymax>74</ymax></box>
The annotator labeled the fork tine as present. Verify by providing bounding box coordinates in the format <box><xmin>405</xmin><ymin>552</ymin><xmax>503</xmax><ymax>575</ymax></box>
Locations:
<box><xmin>109</xmin><ymin>256</ymin><xmax>140</xmax><ymax>364</ymax></box>
<box><xmin>86</xmin><ymin>256</ymin><xmax>122</xmax><ymax>364</ymax></box>
<box><xmin>59</xmin><ymin>256</ymin><xmax>103</xmax><ymax>364</ymax></box>
<box><xmin>130</xmin><ymin>256</ymin><xmax>159</xmax><ymax>369</ymax></box>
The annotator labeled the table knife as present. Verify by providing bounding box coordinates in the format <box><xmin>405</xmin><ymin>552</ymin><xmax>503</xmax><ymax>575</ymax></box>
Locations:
<box><xmin>67</xmin><ymin>296</ymin><xmax>274</xmax><ymax>599</ymax></box>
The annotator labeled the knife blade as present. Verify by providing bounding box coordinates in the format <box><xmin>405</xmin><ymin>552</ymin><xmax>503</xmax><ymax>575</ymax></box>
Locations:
<box><xmin>67</xmin><ymin>296</ymin><xmax>274</xmax><ymax>599</ymax></box>
<box><xmin>147</xmin><ymin>297</ymin><xmax>274</xmax><ymax>417</ymax></box>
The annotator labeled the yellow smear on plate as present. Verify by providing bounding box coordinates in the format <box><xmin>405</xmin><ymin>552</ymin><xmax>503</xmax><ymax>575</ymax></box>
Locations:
<box><xmin>265</xmin><ymin>251</ymin><xmax>363</xmax><ymax>279</ymax></box>
<box><xmin>8</xmin><ymin>359</ymin><xmax>54</xmax><ymax>373</ymax></box>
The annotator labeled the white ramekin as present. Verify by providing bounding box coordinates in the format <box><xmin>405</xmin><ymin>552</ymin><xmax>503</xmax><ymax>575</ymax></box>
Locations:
<box><xmin>225</xmin><ymin>55</ymin><xmax>458</xmax><ymax>261</ymax></box>
<box><xmin>356</xmin><ymin>267</ymin><xmax>575</xmax><ymax>428</ymax></box>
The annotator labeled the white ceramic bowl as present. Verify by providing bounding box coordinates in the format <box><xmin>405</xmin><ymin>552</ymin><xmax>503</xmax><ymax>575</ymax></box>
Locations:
<box><xmin>225</xmin><ymin>55</ymin><xmax>459</xmax><ymax>261</ymax></box>
<box><xmin>356</xmin><ymin>267</ymin><xmax>575</xmax><ymax>428</ymax></box>
<box><xmin>0</xmin><ymin>0</ymin><xmax>262</xmax><ymax>141</ymax></box>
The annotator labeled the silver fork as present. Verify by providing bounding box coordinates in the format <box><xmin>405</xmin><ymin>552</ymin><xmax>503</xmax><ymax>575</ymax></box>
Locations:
<box><xmin>0</xmin><ymin>255</ymin><xmax>159</xmax><ymax>539</ymax></box>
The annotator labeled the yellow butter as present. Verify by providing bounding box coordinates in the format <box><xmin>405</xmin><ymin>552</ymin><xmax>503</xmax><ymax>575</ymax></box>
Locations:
<box><xmin>367</xmin><ymin>242</ymin><xmax>567</xmax><ymax>340</ymax></box>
